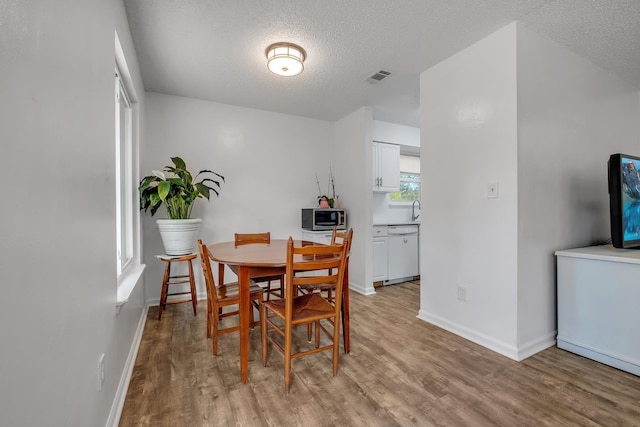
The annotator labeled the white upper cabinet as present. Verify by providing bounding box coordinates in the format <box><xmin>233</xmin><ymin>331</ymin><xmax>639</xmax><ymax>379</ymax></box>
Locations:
<box><xmin>372</xmin><ymin>142</ymin><xmax>400</xmax><ymax>192</ymax></box>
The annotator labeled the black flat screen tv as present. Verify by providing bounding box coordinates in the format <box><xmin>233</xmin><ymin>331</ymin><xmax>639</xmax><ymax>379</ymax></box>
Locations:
<box><xmin>608</xmin><ymin>153</ymin><xmax>640</xmax><ymax>248</ymax></box>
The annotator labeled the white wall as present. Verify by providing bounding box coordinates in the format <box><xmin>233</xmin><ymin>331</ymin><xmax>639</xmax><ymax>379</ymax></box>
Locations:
<box><xmin>419</xmin><ymin>24</ymin><xmax>520</xmax><ymax>357</ymax></box>
<box><xmin>141</xmin><ymin>93</ymin><xmax>336</xmax><ymax>301</ymax></box>
<box><xmin>418</xmin><ymin>21</ymin><xmax>640</xmax><ymax>361</ymax></box>
<box><xmin>516</xmin><ymin>22</ymin><xmax>640</xmax><ymax>355</ymax></box>
<box><xmin>334</xmin><ymin>107</ymin><xmax>375</xmax><ymax>295</ymax></box>
<box><xmin>0</xmin><ymin>0</ymin><xmax>146</xmax><ymax>425</ymax></box>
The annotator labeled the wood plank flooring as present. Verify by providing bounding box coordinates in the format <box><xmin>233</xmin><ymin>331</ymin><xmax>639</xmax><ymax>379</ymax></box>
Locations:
<box><xmin>120</xmin><ymin>282</ymin><xmax>640</xmax><ymax>426</ymax></box>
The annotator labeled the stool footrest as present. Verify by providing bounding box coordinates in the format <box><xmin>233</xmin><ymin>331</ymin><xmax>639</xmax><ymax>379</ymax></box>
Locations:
<box><xmin>167</xmin><ymin>279</ymin><xmax>192</xmax><ymax>285</ymax></box>
<box><xmin>166</xmin><ymin>291</ymin><xmax>192</xmax><ymax>297</ymax></box>
<box><xmin>163</xmin><ymin>298</ymin><xmax>193</xmax><ymax>305</ymax></box>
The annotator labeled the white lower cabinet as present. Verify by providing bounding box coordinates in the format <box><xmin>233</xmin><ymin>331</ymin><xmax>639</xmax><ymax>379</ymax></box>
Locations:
<box><xmin>372</xmin><ymin>226</ymin><xmax>388</xmax><ymax>282</ymax></box>
<box><xmin>373</xmin><ymin>224</ymin><xmax>419</xmax><ymax>285</ymax></box>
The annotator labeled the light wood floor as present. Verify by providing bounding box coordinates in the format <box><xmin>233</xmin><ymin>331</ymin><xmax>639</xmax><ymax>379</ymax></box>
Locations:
<box><xmin>120</xmin><ymin>282</ymin><xmax>640</xmax><ymax>426</ymax></box>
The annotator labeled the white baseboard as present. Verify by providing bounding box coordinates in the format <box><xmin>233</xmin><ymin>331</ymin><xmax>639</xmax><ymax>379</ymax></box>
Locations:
<box><xmin>517</xmin><ymin>331</ymin><xmax>556</xmax><ymax>361</ymax></box>
<box><xmin>418</xmin><ymin>309</ymin><xmax>519</xmax><ymax>360</ymax></box>
<box><xmin>417</xmin><ymin>310</ymin><xmax>554</xmax><ymax>361</ymax></box>
<box><xmin>557</xmin><ymin>336</ymin><xmax>640</xmax><ymax>376</ymax></box>
<box><xmin>106</xmin><ymin>305</ymin><xmax>149</xmax><ymax>427</ymax></box>
<box><xmin>349</xmin><ymin>281</ymin><xmax>376</xmax><ymax>296</ymax></box>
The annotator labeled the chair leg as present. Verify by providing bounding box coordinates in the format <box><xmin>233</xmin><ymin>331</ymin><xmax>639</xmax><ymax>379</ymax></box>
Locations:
<box><xmin>332</xmin><ymin>316</ymin><xmax>341</xmax><ymax>376</ymax></box>
<box><xmin>284</xmin><ymin>322</ymin><xmax>292</xmax><ymax>392</ymax></box>
<box><xmin>307</xmin><ymin>323</ymin><xmax>312</xmax><ymax>342</ymax></box>
<box><xmin>206</xmin><ymin>297</ymin><xmax>212</xmax><ymax>339</ymax></box>
<box><xmin>188</xmin><ymin>259</ymin><xmax>197</xmax><ymax>315</ymax></box>
<box><xmin>315</xmin><ymin>321</ymin><xmax>321</xmax><ymax>347</ymax></box>
<box><xmin>212</xmin><ymin>303</ymin><xmax>220</xmax><ymax>356</ymax></box>
<box><xmin>260</xmin><ymin>303</ymin><xmax>268</xmax><ymax>366</ymax></box>
<box><xmin>265</xmin><ymin>281</ymin><xmax>272</xmax><ymax>301</ymax></box>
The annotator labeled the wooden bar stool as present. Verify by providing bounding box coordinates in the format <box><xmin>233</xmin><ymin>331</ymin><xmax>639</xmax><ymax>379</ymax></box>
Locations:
<box><xmin>156</xmin><ymin>253</ymin><xmax>198</xmax><ymax>320</ymax></box>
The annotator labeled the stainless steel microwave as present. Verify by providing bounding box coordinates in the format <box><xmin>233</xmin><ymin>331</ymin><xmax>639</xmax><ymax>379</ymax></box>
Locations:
<box><xmin>301</xmin><ymin>208</ymin><xmax>347</xmax><ymax>231</ymax></box>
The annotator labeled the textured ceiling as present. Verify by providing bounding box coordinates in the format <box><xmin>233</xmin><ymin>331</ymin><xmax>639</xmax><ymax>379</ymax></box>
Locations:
<box><xmin>124</xmin><ymin>0</ymin><xmax>640</xmax><ymax>128</ymax></box>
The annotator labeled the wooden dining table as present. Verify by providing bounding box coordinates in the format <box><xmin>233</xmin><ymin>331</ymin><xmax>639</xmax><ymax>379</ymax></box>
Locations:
<box><xmin>207</xmin><ymin>239</ymin><xmax>351</xmax><ymax>383</ymax></box>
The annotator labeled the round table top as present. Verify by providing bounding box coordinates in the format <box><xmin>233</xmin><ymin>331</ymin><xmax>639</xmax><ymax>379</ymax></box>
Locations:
<box><xmin>207</xmin><ymin>239</ymin><xmax>326</xmax><ymax>267</ymax></box>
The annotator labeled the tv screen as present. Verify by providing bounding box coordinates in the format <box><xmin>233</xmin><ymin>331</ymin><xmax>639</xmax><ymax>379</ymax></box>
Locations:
<box><xmin>608</xmin><ymin>153</ymin><xmax>640</xmax><ymax>248</ymax></box>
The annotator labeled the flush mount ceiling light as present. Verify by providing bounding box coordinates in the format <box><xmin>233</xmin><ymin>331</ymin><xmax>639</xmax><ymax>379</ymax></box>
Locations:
<box><xmin>265</xmin><ymin>42</ymin><xmax>306</xmax><ymax>77</ymax></box>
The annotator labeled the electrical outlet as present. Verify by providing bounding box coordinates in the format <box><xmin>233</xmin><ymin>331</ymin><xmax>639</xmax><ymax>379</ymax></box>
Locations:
<box><xmin>98</xmin><ymin>354</ymin><xmax>105</xmax><ymax>390</ymax></box>
<box><xmin>457</xmin><ymin>286</ymin><xmax>467</xmax><ymax>302</ymax></box>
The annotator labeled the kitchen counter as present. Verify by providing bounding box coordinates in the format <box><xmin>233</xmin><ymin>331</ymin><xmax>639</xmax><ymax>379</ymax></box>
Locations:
<box><xmin>373</xmin><ymin>221</ymin><xmax>421</xmax><ymax>226</ymax></box>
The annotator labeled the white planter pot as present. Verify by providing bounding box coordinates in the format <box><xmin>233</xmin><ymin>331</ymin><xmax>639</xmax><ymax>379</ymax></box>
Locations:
<box><xmin>156</xmin><ymin>218</ymin><xmax>202</xmax><ymax>256</ymax></box>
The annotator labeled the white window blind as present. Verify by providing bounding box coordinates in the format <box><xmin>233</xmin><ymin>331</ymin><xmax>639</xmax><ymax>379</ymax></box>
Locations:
<box><xmin>115</xmin><ymin>67</ymin><xmax>133</xmax><ymax>275</ymax></box>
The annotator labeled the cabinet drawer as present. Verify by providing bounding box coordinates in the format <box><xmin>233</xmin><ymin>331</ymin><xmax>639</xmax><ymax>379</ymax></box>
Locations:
<box><xmin>373</xmin><ymin>226</ymin><xmax>388</xmax><ymax>237</ymax></box>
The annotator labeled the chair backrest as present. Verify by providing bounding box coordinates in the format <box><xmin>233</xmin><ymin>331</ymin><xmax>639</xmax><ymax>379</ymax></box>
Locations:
<box><xmin>332</xmin><ymin>227</ymin><xmax>353</xmax><ymax>252</ymax></box>
<box><xmin>197</xmin><ymin>239</ymin><xmax>218</xmax><ymax>304</ymax></box>
<box><xmin>285</xmin><ymin>235</ymin><xmax>350</xmax><ymax>311</ymax></box>
<box><xmin>235</xmin><ymin>232</ymin><xmax>270</xmax><ymax>246</ymax></box>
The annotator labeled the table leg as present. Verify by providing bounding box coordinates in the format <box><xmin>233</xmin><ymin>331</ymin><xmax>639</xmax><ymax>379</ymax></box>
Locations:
<box><xmin>218</xmin><ymin>262</ymin><xmax>225</xmax><ymax>285</ymax></box>
<box><xmin>238</xmin><ymin>265</ymin><xmax>250</xmax><ymax>383</ymax></box>
<box><xmin>342</xmin><ymin>262</ymin><xmax>350</xmax><ymax>353</ymax></box>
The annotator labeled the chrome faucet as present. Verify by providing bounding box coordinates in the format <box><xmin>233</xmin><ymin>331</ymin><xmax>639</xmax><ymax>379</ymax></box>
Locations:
<box><xmin>411</xmin><ymin>200</ymin><xmax>421</xmax><ymax>221</ymax></box>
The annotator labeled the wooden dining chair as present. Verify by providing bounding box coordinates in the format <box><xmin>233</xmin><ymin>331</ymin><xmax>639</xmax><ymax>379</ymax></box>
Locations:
<box><xmin>298</xmin><ymin>227</ymin><xmax>353</xmax><ymax>345</ymax></box>
<box><xmin>299</xmin><ymin>227</ymin><xmax>353</xmax><ymax>300</ymax></box>
<box><xmin>260</xmin><ymin>236</ymin><xmax>349</xmax><ymax>392</ymax></box>
<box><xmin>234</xmin><ymin>232</ymin><xmax>284</xmax><ymax>301</ymax></box>
<box><xmin>197</xmin><ymin>240</ymin><xmax>264</xmax><ymax>356</ymax></box>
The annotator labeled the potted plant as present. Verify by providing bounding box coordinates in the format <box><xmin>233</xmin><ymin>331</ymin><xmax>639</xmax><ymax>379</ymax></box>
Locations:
<box><xmin>139</xmin><ymin>156</ymin><xmax>224</xmax><ymax>255</ymax></box>
<box><xmin>315</xmin><ymin>167</ymin><xmax>339</xmax><ymax>208</ymax></box>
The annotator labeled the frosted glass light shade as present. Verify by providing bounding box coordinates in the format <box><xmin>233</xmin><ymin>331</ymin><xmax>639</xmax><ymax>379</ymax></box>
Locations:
<box><xmin>266</xmin><ymin>43</ymin><xmax>306</xmax><ymax>77</ymax></box>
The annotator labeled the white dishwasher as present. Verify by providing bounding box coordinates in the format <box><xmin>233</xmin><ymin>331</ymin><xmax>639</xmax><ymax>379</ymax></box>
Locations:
<box><xmin>387</xmin><ymin>225</ymin><xmax>419</xmax><ymax>283</ymax></box>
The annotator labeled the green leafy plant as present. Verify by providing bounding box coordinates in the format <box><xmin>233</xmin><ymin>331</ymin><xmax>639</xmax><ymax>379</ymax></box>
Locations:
<box><xmin>139</xmin><ymin>156</ymin><xmax>224</xmax><ymax>219</ymax></box>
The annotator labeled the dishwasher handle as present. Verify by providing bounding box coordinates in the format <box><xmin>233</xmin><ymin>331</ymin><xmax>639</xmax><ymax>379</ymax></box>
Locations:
<box><xmin>387</xmin><ymin>226</ymin><xmax>419</xmax><ymax>235</ymax></box>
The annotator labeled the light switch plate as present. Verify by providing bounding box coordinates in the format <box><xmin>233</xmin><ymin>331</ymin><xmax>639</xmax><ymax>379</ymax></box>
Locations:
<box><xmin>487</xmin><ymin>182</ymin><xmax>499</xmax><ymax>199</ymax></box>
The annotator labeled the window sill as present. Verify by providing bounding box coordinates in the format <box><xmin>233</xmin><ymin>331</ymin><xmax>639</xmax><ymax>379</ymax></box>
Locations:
<box><xmin>388</xmin><ymin>201</ymin><xmax>417</xmax><ymax>207</ymax></box>
<box><xmin>117</xmin><ymin>263</ymin><xmax>145</xmax><ymax>308</ymax></box>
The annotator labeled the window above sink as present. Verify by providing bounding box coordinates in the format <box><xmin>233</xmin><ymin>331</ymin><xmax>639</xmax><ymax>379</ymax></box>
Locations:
<box><xmin>390</xmin><ymin>155</ymin><xmax>420</xmax><ymax>204</ymax></box>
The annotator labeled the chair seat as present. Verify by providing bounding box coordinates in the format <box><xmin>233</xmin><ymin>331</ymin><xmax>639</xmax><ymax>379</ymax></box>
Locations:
<box><xmin>263</xmin><ymin>293</ymin><xmax>335</xmax><ymax>324</ymax></box>
<box><xmin>217</xmin><ymin>281</ymin><xmax>263</xmax><ymax>301</ymax></box>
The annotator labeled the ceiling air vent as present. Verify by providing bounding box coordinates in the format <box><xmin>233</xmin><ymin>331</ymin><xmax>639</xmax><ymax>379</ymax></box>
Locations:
<box><xmin>365</xmin><ymin>69</ymin><xmax>392</xmax><ymax>84</ymax></box>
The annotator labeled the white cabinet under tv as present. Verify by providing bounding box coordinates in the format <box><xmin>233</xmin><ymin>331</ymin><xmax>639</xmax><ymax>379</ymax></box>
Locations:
<box><xmin>555</xmin><ymin>245</ymin><xmax>640</xmax><ymax>376</ymax></box>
